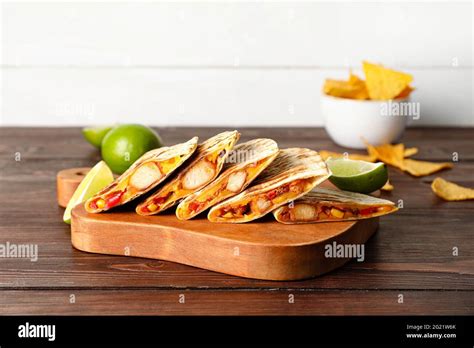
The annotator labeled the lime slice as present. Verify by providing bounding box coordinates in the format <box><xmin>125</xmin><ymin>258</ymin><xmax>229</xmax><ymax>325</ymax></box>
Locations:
<box><xmin>82</xmin><ymin>126</ymin><xmax>113</xmax><ymax>148</ymax></box>
<box><xmin>326</xmin><ymin>158</ymin><xmax>388</xmax><ymax>194</ymax></box>
<box><xmin>63</xmin><ymin>161</ymin><xmax>114</xmax><ymax>224</ymax></box>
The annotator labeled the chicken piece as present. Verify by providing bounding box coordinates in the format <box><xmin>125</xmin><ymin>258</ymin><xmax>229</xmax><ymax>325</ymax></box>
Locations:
<box><xmin>182</xmin><ymin>159</ymin><xmax>216</xmax><ymax>190</ymax></box>
<box><xmin>226</xmin><ymin>171</ymin><xmax>247</xmax><ymax>193</ymax></box>
<box><xmin>256</xmin><ymin>197</ymin><xmax>271</xmax><ymax>212</ymax></box>
<box><xmin>129</xmin><ymin>163</ymin><xmax>162</xmax><ymax>191</ymax></box>
<box><xmin>293</xmin><ymin>204</ymin><xmax>316</xmax><ymax>221</ymax></box>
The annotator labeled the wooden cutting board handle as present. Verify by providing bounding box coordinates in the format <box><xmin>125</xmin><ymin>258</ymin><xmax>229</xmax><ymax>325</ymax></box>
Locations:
<box><xmin>56</xmin><ymin>167</ymin><xmax>91</xmax><ymax>207</ymax></box>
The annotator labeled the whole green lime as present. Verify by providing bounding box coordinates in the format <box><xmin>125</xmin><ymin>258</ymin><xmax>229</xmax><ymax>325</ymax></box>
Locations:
<box><xmin>82</xmin><ymin>126</ymin><xmax>113</xmax><ymax>148</ymax></box>
<box><xmin>101</xmin><ymin>124</ymin><xmax>163</xmax><ymax>174</ymax></box>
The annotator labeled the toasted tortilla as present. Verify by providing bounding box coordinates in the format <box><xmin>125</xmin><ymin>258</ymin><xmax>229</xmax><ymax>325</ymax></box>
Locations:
<box><xmin>176</xmin><ymin>138</ymin><xmax>279</xmax><ymax>220</ymax></box>
<box><xmin>85</xmin><ymin>137</ymin><xmax>198</xmax><ymax>213</ymax></box>
<box><xmin>208</xmin><ymin>148</ymin><xmax>330</xmax><ymax>223</ymax></box>
<box><xmin>136</xmin><ymin>130</ymin><xmax>240</xmax><ymax>215</ymax></box>
<box><xmin>273</xmin><ymin>187</ymin><xmax>397</xmax><ymax>224</ymax></box>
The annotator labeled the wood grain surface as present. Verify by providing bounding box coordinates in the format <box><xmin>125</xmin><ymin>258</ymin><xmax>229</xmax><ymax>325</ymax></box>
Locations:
<box><xmin>0</xmin><ymin>127</ymin><xmax>473</xmax><ymax>315</ymax></box>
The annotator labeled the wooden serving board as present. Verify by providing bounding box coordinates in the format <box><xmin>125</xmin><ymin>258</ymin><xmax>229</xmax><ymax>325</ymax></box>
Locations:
<box><xmin>71</xmin><ymin>204</ymin><xmax>378</xmax><ymax>281</ymax></box>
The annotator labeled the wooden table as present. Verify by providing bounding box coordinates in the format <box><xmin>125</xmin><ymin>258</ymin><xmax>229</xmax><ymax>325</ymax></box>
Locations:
<box><xmin>1</xmin><ymin>127</ymin><xmax>473</xmax><ymax>315</ymax></box>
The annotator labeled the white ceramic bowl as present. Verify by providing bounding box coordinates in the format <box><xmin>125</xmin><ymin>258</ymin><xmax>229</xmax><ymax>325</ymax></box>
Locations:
<box><xmin>321</xmin><ymin>93</ymin><xmax>409</xmax><ymax>149</ymax></box>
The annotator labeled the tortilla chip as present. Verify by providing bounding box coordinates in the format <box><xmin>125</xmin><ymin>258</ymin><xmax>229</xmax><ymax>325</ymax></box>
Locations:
<box><xmin>381</xmin><ymin>180</ymin><xmax>394</xmax><ymax>192</ymax></box>
<box><xmin>323</xmin><ymin>72</ymin><xmax>369</xmax><ymax>100</ymax></box>
<box><xmin>363</xmin><ymin>61</ymin><xmax>413</xmax><ymax>100</ymax></box>
<box><xmin>432</xmin><ymin>177</ymin><xmax>474</xmax><ymax>201</ymax></box>
<box><xmin>348</xmin><ymin>73</ymin><xmax>363</xmax><ymax>85</ymax></box>
<box><xmin>365</xmin><ymin>141</ymin><xmax>452</xmax><ymax>177</ymax></box>
<box><xmin>366</xmin><ymin>142</ymin><xmax>417</xmax><ymax>161</ymax></box>
<box><xmin>323</xmin><ymin>79</ymin><xmax>351</xmax><ymax>96</ymax></box>
<box><xmin>365</xmin><ymin>142</ymin><xmax>405</xmax><ymax>168</ymax></box>
<box><xmin>319</xmin><ymin>150</ymin><xmax>376</xmax><ymax>162</ymax></box>
<box><xmin>403</xmin><ymin>159</ymin><xmax>453</xmax><ymax>177</ymax></box>
<box><xmin>396</xmin><ymin>85</ymin><xmax>415</xmax><ymax>99</ymax></box>
<box><xmin>323</xmin><ymin>80</ymin><xmax>364</xmax><ymax>100</ymax></box>
<box><xmin>348</xmin><ymin>73</ymin><xmax>370</xmax><ymax>99</ymax></box>
<box><xmin>404</xmin><ymin>147</ymin><xmax>418</xmax><ymax>157</ymax></box>
<box><xmin>320</xmin><ymin>145</ymin><xmax>415</xmax><ymax>163</ymax></box>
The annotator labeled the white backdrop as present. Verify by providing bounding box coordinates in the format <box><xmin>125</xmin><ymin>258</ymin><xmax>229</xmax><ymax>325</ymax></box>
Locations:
<box><xmin>1</xmin><ymin>1</ymin><xmax>473</xmax><ymax>126</ymax></box>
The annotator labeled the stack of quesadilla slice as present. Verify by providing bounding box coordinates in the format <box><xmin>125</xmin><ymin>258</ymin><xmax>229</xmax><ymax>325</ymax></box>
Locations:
<box><xmin>208</xmin><ymin>148</ymin><xmax>330</xmax><ymax>223</ymax></box>
<box><xmin>85</xmin><ymin>136</ymin><xmax>198</xmax><ymax>213</ymax></box>
<box><xmin>136</xmin><ymin>130</ymin><xmax>240</xmax><ymax>215</ymax></box>
<box><xmin>84</xmin><ymin>130</ymin><xmax>397</xmax><ymax>224</ymax></box>
<box><xmin>273</xmin><ymin>187</ymin><xmax>398</xmax><ymax>224</ymax></box>
<box><xmin>176</xmin><ymin>138</ymin><xmax>279</xmax><ymax>220</ymax></box>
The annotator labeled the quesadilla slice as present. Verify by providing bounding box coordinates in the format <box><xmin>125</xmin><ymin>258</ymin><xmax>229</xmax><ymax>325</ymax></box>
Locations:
<box><xmin>137</xmin><ymin>130</ymin><xmax>240</xmax><ymax>215</ymax></box>
<box><xmin>85</xmin><ymin>137</ymin><xmax>198</xmax><ymax>213</ymax></box>
<box><xmin>176</xmin><ymin>138</ymin><xmax>279</xmax><ymax>220</ymax></box>
<box><xmin>208</xmin><ymin>148</ymin><xmax>330</xmax><ymax>223</ymax></box>
<box><xmin>273</xmin><ymin>187</ymin><xmax>397</xmax><ymax>224</ymax></box>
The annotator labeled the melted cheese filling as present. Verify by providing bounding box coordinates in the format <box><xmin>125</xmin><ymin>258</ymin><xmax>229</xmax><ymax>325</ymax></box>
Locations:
<box><xmin>181</xmin><ymin>158</ymin><xmax>271</xmax><ymax>216</ymax></box>
<box><xmin>139</xmin><ymin>142</ymin><xmax>234</xmax><ymax>214</ymax></box>
<box><xmin>214</xmin><ymin>178</ymin><xmax>315</xmax><ymax>220</ymax></box>
<box><xmin>278</xmin><ymin>203</ymin><xmax>394</xmax><ymax>222</ymax></box>
<box><xmin>87</xmin><ymin>155</ymin><xmax>182</xmax><ymax>212</ymax></box>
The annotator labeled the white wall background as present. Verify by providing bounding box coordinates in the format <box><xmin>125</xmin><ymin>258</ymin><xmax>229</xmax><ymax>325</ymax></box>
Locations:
<box><xmin>1</xmin><ymin>1</ymin><xmax>473</xmax><ymax>127</ymax></box>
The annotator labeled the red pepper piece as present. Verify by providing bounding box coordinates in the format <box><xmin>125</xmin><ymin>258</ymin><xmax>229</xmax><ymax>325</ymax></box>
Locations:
<box><xmin>105</xmin><ymin>190</ymin><xmax>124</xmax><ymax>209</ymax></box>
<box><xmin>189</xmin><ymin>201</ymin><xmax>205</xmax><ymax>212</ymax></box>
<box><xmin>153</xmin><ymin>196</ymin><xmax>167</xmax><ymax>205</ymax></box>
<box><xmin>266</xmin><ymin>190</ymin><xmax>277</xmax><ymax>200</ymax></box>
<box><xmin>360</xmin><ymin>207</ymin><xmax>378</xmax><ymax>215</ymax></box>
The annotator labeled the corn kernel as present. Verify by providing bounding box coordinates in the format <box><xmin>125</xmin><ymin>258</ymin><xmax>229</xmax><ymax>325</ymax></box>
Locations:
<box><xmin>147</xmin><ymin>203</ymin><xmax>158</xmax><ymax>212</ymax></box>
<box><xmin>96</xmin><ymin>199</ymin><xmax>105</xmax><ymax>209</ymax></box>
<box><xmin>331</xmin><ymin>207</ymin><xmax>344</xmax><ymax>218</ymax></box>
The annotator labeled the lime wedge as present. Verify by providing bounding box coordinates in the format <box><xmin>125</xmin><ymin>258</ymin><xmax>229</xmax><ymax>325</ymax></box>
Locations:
<box><xmin>326</xmin><ymin>158</ymin><xmax>388</xmax><ymax>194</ymax></box>
<box><xmin>82</xmin><ymin>126</ymin><xmax>113</xmax><ymax>148</ymax></box>
<box><xmin>63</xmin><ymin>161</ymin><xmax>114</xmax><ymax>224</ymax></box>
